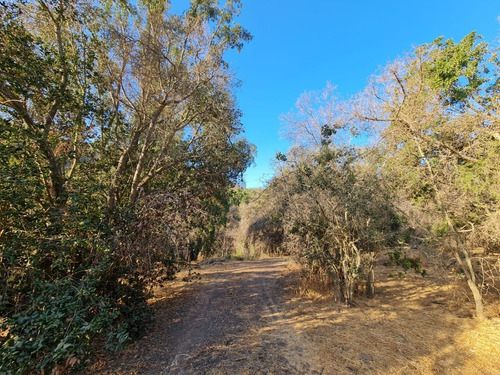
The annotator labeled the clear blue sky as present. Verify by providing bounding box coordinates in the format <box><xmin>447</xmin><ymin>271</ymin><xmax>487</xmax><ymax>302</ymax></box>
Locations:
<box><xmin>216</xmin><ymin>0</ymin><xmax>500</xmax><ymax>188</ymax></box>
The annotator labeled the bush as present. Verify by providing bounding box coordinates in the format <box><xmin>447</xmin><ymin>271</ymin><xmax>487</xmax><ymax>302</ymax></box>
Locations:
<box><xmin>388</xmin><ymin>249</ymin><xmax>426</xmax><ymax>276</ymax></box>
<box><xmin>0</xmin><ymin>274</ymin><xmax>129</xmax><ymax>374</ymax></box>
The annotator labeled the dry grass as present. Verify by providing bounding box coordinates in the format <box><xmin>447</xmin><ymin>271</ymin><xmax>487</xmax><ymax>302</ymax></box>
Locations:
<box><xmin>94</xmin><ymin>257</ymin><xmax>500</xmax><ymax>375</ymax></box>
<box><xmin>278</xmin><ymin>260</ymin><xmax>500</xmax><ymax>375</ymax></box>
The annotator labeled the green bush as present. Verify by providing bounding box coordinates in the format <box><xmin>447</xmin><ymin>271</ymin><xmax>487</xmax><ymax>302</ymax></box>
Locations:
<box><xmin>0</xmin><ymin>274</ymin><xmax>131</xmax><ymax>374</ymax></box>
<box><xmin>388</xmin><ymin>250</ymin><xmax>426</xmax><ymax>276</ymax></box>
<box><xmin>431</xmin><ymin>221</ymin><xmax>450</xmax><ymax>237</ymax></box>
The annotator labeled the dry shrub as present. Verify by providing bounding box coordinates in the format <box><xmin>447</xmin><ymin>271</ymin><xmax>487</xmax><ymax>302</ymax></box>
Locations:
<box><xmin>115</xmin><ymin>192</ymin><xmax>209</xmax><ymax>285</ymax></box>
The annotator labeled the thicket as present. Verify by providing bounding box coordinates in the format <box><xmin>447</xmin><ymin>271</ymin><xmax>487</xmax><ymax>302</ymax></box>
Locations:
<box><xmin>0</xmin><ymin>0</ymin><xmax>253</xmax><ymax>373</ymax></box>
<box><xmin>250</xmin><ymin>33</ymin><xmax>500</xmax><ymax>317</ymax></box>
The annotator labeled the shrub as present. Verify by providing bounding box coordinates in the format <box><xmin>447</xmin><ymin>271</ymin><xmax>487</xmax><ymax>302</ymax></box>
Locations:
<box><xmin>0</xmin><ymin>274</ymin><xmax>128</xmax><ymax>374</ymax></box>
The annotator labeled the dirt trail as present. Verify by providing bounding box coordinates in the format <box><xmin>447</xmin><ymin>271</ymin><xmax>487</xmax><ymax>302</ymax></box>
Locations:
<box><xmin>93</xmin><ymin>258</ymin><xmax>323</xmax><ymax>374</ymax></box>
<box><xmin>93</xmin><ymin>257</ymin><xmax>500</xmax><ymax>375</ymax></box>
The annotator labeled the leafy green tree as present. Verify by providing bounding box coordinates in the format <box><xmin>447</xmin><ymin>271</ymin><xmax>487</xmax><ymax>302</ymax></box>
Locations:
<box><xmin>0</xmin><ymin>0</ymin><xmax>104</xmax><ymax>218</ymax></box>
<box><xmin>99</xmin><ymin>0</ymin><xmax>251</xmax><ymax>214</ymax></box>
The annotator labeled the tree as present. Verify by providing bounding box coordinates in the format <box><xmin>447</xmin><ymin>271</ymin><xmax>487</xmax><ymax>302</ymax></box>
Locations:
<box><xmin>253</xmin><ymin>86</ymin><xmax>399</xmax><ymax>304</ymax></box>
<box><xmin>99</xmin><ymin>0</ymin><xmax>252</xmax><ymax>214</ymax></box>
<box><xmin>0</xmin><ymin>0</ymin><xmax>253</xmax><ymax>372</ymax></box>
<box><xmin>358</xmin><ymin>32</ymin><xmax>500</xmax><ymax>320</ymax></box>
<box><xmin>0</xmin><ymin>0</ymin><xmax>104</xmax><ymax>220</ymax></box>
<box><xmin>280</xmin><ymin>82</ymin><xmax>352</xmax><ymax>149</ymax></box>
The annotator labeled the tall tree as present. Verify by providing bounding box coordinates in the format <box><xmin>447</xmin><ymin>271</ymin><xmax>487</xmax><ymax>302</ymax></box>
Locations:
<box><xmin>357</xmin><ymin>32</ymin><xmax>500</xmax><ymax>319</ymax></box>
<box><xmin>99</xmin><ymin>0</ymin><xmax>251</xmax><ymax>214</ymax></box>
<box><xmin>0</xmin><ymin>0</ymin><xmax>103</xmax><ymax>220</ymax></box>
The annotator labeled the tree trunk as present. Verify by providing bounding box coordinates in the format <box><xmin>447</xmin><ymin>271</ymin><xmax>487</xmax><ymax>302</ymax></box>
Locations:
<box><xmin>129</xmin><ymin>121</ymin><xmax>156</xmax><ymax>204</ymax></box>
<box><xmin>107</xmin><ymin>129</ymin><xmax>142</xmax><ymax>214</ymax></box>
<box><xmin>467</xmin><ymin>277</ymin><xmax>485</xmax><ymax>321</ymax></box>
<box><xmin>454</xmin><ymin>249</ymin><xmax>486</xmax><ymax>321</ymax></box>
<box><xmin>415</xmin><ymin>142</ymin><xmax>485</xmax><ymax>320</ymax></box>
<box><xmin>366</xmin><ymin>267</ymin><xmax>375</xmax><ymax>298</ymax></box>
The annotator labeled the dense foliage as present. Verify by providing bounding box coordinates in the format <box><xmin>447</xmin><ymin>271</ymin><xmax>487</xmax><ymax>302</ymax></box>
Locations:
<box><xmin>0</xmin><ymin>0</ymin><xmax>253</xmax><ymax>373</ymax></box>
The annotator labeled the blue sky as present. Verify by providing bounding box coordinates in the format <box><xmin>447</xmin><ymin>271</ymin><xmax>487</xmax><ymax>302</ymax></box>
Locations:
<box><xmin>217</xmin><ymin>0</ymin><xmax>500</xmax><ymax>188</ymax></box>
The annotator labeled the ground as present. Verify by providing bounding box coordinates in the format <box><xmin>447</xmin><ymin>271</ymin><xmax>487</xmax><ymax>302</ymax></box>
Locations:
<box><xmin>92</xmin><ymin>257</ymin><xmax>500</xmax><ymax>375</ymax></box>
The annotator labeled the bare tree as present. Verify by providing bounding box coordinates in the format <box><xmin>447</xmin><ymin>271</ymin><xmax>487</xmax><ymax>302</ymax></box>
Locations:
<box><xmin>280</xmin><ymin>82</ymin><xmax>353</xmax><ymax>150</ymax></box>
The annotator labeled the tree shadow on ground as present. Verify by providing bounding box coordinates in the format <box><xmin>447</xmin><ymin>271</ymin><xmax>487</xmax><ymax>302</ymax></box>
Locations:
<box><xmin>260</xmin><ymin>268</ymin><xmax>500</xmax><ymax>375</ymax></box>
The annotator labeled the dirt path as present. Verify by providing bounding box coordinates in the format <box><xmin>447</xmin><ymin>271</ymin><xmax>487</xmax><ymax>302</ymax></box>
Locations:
<box><xmin>93</xmin><ymin>258</ymin><xmax>323</xmax><ymax>375</ymax></box>
<box><xmin>93</xmin><ymin>257</ymin><xmax>500</xmax><ymax>375</ymax></box>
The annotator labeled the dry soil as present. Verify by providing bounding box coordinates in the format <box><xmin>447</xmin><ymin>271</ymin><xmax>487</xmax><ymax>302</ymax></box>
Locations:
<box><xmin>92</xmin><ymin>257</ymin><xmax>500</xmax><ymax>375</ymax></box>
